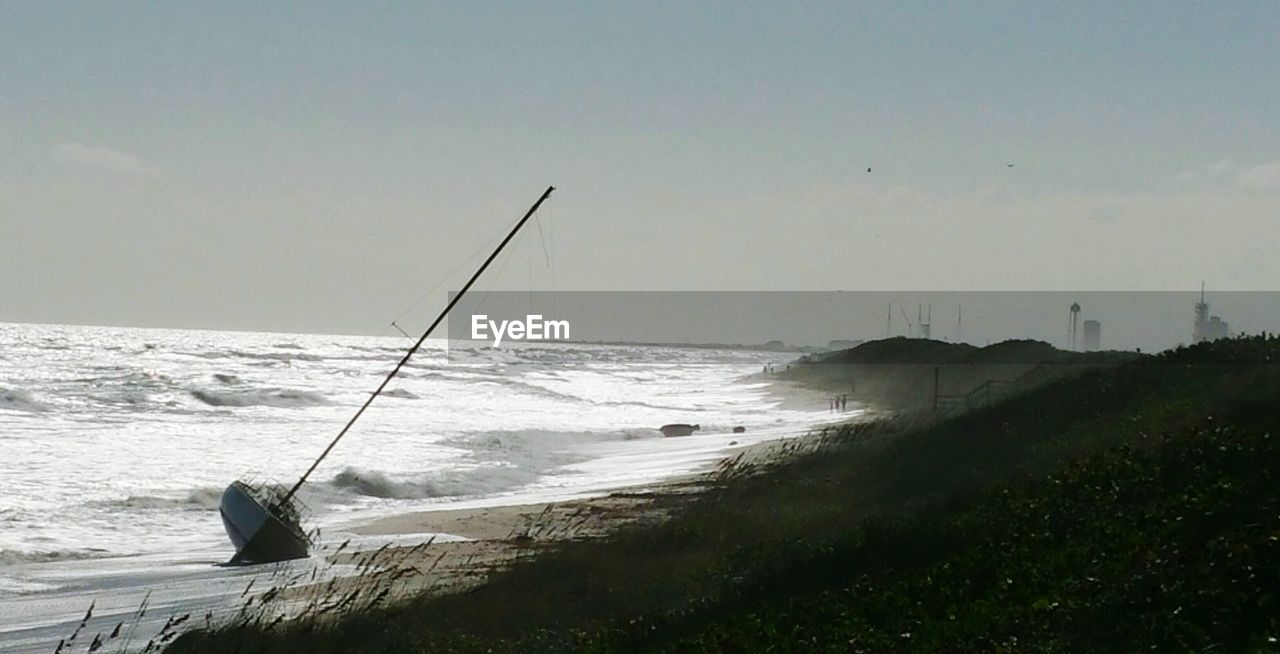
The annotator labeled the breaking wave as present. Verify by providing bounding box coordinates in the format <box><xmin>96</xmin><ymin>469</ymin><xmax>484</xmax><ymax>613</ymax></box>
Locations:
<box><xmin>191</xmin><ymin>349</ymin><xmax>322</xmax><ymax>363</ymax></box>
<box><xmin>455</xmin><ymin>427</ymin><xmax>656</xmax><ymax>454</ymax></box>
<box><xmin>320</xmin><ymin>427</ymin><xmax>664</xmax><ymax>502</ymax></box>
<box><xmin>480</xmin><ymin>378</ymin><xmax>686</xmax><ymax>412</ymax></box>
<box><xmin>91</xmin><ymin>389</ymin><xmax>151</xmax><ymax>407</ymax></box>
<box><xmin>383</xmin><ymin>388</ymin><xmax>419</xmax><ymax>399</ymax></box>
<box><xmin>190</xmin><ymin>387</ymin><xmax>328</xmax><ymax>408</ymax></box>
<box><xmin>0</xmin><ymin>548</ymin><xmax>113</xmax><ymax>565</ymax></box>
<box><xmin>0</xmin><ymin>388</ymin><xmax>47</xmax><ymax>412</ymax></box>
<box><xmin>94</xmin><ymin>487</ymin><xmax>223</xmax><ymax>511</ymax></box>
<box><xmin>327</xmin><ymin>465</ymin><xmax>542</xmax><ymax>501</ymax></box>
<box><xmin>484</xmin><ymin>379</ymin><xmax>586</xmax><ymax>404</ymax></box>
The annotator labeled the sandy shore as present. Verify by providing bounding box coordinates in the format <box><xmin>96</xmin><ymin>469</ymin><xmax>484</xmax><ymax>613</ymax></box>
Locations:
<box><xmin>301</xmin><ymin>481</ymin><xmax>705</xmax><ymax>602</ymax></box>
<box><xmin>287</xmin><ymin>411</ymin><xmax>868</xmax><ymax>609</ymax></box>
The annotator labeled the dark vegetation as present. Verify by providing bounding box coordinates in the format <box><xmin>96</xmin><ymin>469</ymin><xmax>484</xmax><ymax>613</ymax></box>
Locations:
<box><xmin>171</xmin><ymin>336</ymin><xmax>1280</xmax><ymax>652</ymax></box>
<box><xmin>783</xmin><ymin>337</ymin><xmax>1141</xmax><ymax>413</ymax></box>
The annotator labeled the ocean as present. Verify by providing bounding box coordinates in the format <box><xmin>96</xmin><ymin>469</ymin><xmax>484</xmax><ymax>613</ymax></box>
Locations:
<box><xmin>0</xmin><ymin>322</ymin><xmax>833</xmax><ymax>651</ymax></box>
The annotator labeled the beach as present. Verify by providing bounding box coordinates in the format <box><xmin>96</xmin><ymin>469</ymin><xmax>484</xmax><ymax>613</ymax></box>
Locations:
<box><xmin>287</xmin><ymin>411</ymin><xmax>868</xmax><ymax>610</ymax></box>
<box><xmin>0</xmin><ymin>322</ymin><xmax>848</xmax><ymax>652</ymax></box>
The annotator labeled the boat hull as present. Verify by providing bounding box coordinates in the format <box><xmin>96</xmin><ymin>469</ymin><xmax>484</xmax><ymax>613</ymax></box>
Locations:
<box><xmin>219</xmin><ymin>481</ymin><xmax>310</xmax><ymax>564</ymax></box>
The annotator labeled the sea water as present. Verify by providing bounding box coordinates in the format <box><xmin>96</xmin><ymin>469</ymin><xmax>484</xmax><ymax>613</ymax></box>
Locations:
<box><xmin>0</xmin><ymin>322</ymin><xmax>835</xmax><ymax>650</ymax></box>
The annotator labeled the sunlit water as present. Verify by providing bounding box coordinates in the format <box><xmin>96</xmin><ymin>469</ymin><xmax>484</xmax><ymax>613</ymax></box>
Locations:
<box><xmin>0</xmin><ymin>322</ymin><xmax>836</xmax><ymax>651</ymax></box>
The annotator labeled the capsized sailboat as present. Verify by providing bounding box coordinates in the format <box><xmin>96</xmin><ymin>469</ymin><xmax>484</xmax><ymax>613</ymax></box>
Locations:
<box><xmin>220</xmin><ymin>480</ymin><xmax>310</xmax><ymax>564</ymax></box>
<box><xmin>218</xmin><ymin>186</ymin><xmax>556</xmax><ymax>564</ymax></box>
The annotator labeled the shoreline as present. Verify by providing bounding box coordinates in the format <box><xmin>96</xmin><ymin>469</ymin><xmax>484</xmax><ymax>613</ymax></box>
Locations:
<box><xmin>320</xmin><ymin>401</ymin><xmax>876</xmax><ymax>601</ymax></box>
<box><xmin>344</xmin><ymin>375</ymin><xmax>863</xmax><ymax>543</ymax></box>
<box><xmin>0</xmin><ymin>376</ymin><xmax>858</xmax><ymax>652</ymax></box>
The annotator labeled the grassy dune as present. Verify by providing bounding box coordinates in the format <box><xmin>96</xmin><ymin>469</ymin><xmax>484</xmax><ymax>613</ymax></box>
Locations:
<box><xmin>783</xmin><ymin>337</ymin><xmax>1141</xmax><ymax>413</ymax></box>
<box><xmin>170</xmin><ymin>336</ymin><xmax>1280</xmax><ymax>652</ymax></box>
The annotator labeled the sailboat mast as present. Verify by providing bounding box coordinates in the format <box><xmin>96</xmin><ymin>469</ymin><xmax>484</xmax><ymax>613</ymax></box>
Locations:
<box><xmin>278</xmin><ymin>185</ymin><xmax>556</xmax><ymax>505</ymax></box>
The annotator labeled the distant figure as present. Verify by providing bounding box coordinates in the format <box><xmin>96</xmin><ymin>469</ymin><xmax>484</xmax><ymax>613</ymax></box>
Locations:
<box><xmin>660</xmin><ymin>423</ymin><xmax>700</xmax><ymax>437</ymax></box>
<box><xmin>866</xmin><ymin>167</ymin><xmax>872</xmax><ymax>173</ymax></box>
<box><xmin>841</xmin><ymin>394</ymin><xmax>847</xmax><ymax>411</ymax></box>
<box><xmin>733</xmin><ymin>426</ymin><xmax>746</xmax><ymax>433</ymax></box>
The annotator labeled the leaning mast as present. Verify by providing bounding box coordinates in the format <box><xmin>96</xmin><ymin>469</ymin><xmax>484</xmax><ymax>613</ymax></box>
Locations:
<box><xmin>219</xmin><ymin>186</ymin><xmax>555</xmax><ymax>564</ymax></box>
<box><xmin>279</xmin><ymin>185</ymin><xmax>556</xmax><ymax>506</ymax></box>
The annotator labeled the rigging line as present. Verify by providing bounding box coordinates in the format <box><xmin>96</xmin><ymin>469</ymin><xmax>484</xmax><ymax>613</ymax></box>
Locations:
<box><xmin>472</xmin><ymin>194</ymin><xmax>551</xmax><ymax>318</ymax></box>
<box><xmin>548</xmin><ymin>200</ymin><xmax>556</xmax><ymax>320</ymax></box>
<box><xmin>385</xmin><ymin>228</ymin><xmax>507</xmax><ymax>330</ymax></box>
<box><xmin>534</xmin><ymin>213</ymin><xmax>551</xmax><ymax>267</ymax></box>
<box><xmin>278</xmin><ymin>186</ymin><xmax>556</xmax><ymax>506</ymax></box>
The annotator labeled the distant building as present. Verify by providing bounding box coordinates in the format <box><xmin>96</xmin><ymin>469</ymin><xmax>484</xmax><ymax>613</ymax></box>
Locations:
<box><xmin>1197</xmin><ymin>316</ymin><xmax>1230</xmax><ymax>343</ymax></box>
<box><xmin>1193</xmin><ymin>285</ymin><xmax>1230</xmax><ymax>343</ymax></box>
<box><xmin>1082</xmin><ymin>320</ymin><xmax>1101</xmax><ymax>351</ymax></box>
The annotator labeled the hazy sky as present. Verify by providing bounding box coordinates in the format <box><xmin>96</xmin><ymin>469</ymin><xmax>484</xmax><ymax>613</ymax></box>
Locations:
<box><xmin>2</xmin><ymin>2</ymin><xmax>1278</xmax><ymax>335</ymax></box>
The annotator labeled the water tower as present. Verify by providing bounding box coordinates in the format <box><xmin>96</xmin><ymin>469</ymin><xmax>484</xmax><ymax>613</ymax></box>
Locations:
<box><xmin>1069</xmin><ymin>303</ymin><xmax>1081</xmax><ymax>351</ymax></box>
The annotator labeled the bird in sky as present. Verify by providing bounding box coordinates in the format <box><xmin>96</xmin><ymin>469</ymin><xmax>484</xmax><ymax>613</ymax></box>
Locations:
<box><xmin>1007</xmin><ymin>163</ymin><xmax>1015</xmax><ymax>168</ymax></box>
<box><xmin>866</xmin><ymin>167</ymin><xmax>872</xmax><ymax>173</ymax></box>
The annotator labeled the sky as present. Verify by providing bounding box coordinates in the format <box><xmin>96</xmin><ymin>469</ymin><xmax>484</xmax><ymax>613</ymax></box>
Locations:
<box><xmin>1</xmin><ymin>2</ymin><xmax>1278</xmax><ymax>335</ymax></box>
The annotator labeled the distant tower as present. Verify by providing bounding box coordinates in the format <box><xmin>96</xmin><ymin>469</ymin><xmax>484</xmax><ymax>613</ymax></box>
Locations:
<box><xmin>919</xmin><ymin>304</ymin><xmax>932</xmax><ymax>339</ymax></box>
<box><xmin>1193</xmin><ymin>283</ymin><xmax>1230</xmax><ymax>343</ymax></box>
<box><xmin>1069</xmin><ymin>303</ymin><xmax>1081</xmax><ymax>351</ymax></box>
<box><xmin>1194</xmin><ymin>282</ymin><xmax>1209</xmax><ymax>342</ymax></box>
<box><xmin>886</xmin><ymin>303</ymin><xmax>892</xmax><ymax>338</ymax></box>
<box><xmin>1082</xmin><ymin>320</ymin><xmax>1101</xmax><ymax>351</ymax></box>
<box><xmin>956</xmin><ymin>305</ymin><xmax>963</xmax><ymax>343</ymax></box>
